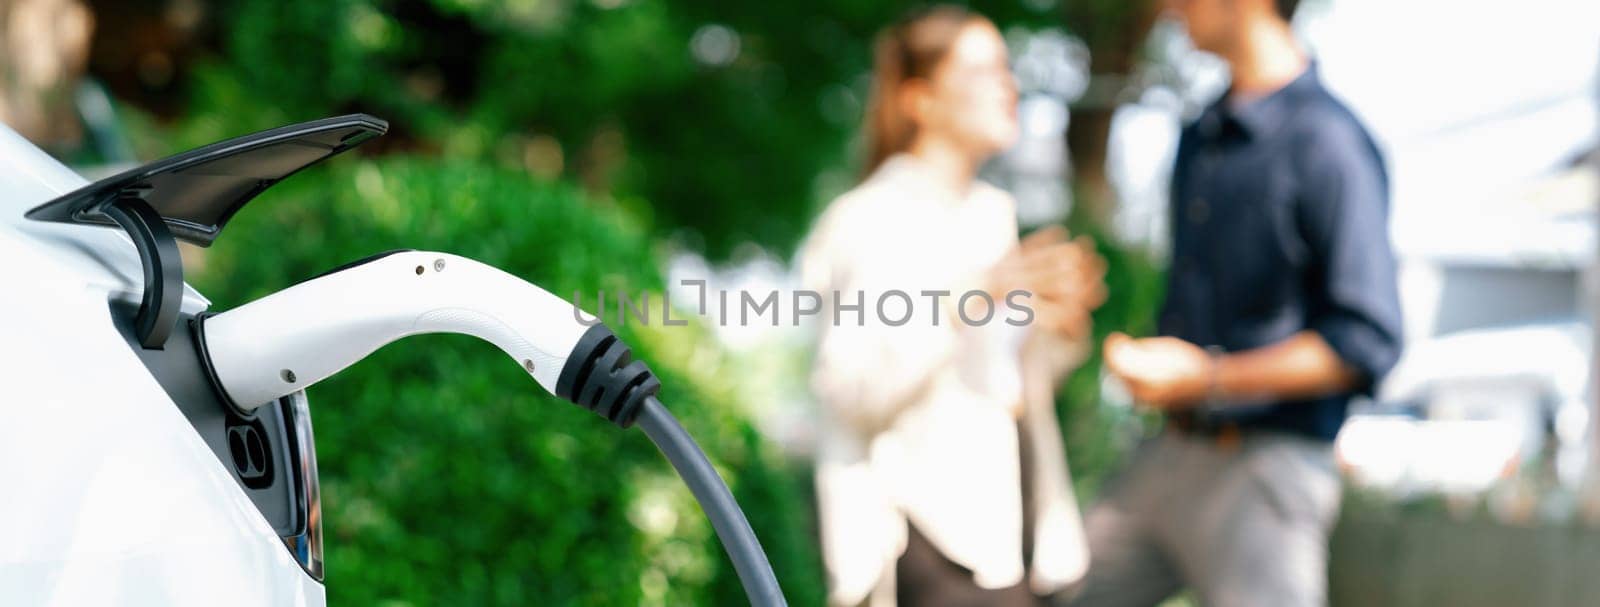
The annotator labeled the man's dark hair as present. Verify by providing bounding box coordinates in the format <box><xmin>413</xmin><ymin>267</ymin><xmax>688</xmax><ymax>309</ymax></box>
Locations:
<box><xmin>1274</xmin><ymin>0</ymin><xmax>1302</xmax><ymax>21</ymax></box>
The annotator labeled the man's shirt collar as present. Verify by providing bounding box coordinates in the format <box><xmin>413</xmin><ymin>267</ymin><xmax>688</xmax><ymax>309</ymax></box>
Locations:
<box><xmin>1197</xmin><ymin>61</ymin><xmax>1321</xmax><ymax>141</ymax></box>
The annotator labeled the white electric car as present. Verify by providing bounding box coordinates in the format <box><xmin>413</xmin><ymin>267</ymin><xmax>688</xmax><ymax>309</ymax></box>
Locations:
<box><xmin>0</xmin><ymin>116</ymin><xmax>783</xmax><ymax>606</ymax></box>
<box><xmin>0</xmin><ymin>117</ymin><xmax>362</xmax><ymax>605</ymax></box>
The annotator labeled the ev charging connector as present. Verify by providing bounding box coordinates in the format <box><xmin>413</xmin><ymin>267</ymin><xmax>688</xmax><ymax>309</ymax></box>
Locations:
<box><xmin>194</xmin><ymin>250</ymin><xmax>785</xmax><ymax>605</ymax></box>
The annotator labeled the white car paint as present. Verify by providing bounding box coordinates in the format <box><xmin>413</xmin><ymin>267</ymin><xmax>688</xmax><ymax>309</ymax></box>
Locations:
<box><xmin>0</xmin><ymin>123</ymin><xmax>325</xmax><ymax>605</ymax></box>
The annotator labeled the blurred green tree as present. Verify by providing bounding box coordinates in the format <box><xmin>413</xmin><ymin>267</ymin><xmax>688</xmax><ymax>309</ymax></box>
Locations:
<box><xmin>127</xmin><ymin>0</ymin><xmax>1082</xmax><ymax>259</ymax></box>
<box><xmin>91</xmin><ymin>0</ymin><xmax>1164</xmax><ymax>258</ymax></box>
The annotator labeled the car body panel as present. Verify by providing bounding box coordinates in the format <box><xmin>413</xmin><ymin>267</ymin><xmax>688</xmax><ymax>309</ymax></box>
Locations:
<box><xmin>0</xmin><ymin>123</ymin><xmax>325</xmax><ymax>605</ymax></box>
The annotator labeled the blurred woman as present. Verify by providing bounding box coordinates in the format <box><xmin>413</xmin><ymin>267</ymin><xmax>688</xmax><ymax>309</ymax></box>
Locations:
<box><xmin>799</xmin><ymin>6</ymin><xmax>1106</xmax><ymax>606</ymax></box>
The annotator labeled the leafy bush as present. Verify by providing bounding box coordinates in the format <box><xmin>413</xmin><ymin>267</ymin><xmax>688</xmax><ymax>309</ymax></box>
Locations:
<box><xmin>189</xmin><ymin>157</ymin><xmax>823</xmax><ymax>606</ymax></box>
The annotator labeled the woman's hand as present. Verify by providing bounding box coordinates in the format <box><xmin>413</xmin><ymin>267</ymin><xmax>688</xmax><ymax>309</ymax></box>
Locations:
<box><xmin>988</xmin><ymin>226</ymin><xmax>1107</xmax><ymax>339</ymax></box>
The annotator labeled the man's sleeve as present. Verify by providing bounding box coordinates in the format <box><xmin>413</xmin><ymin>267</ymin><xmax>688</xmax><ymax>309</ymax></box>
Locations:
<box><xmin>1297</xmin><ymin>118</ymin><xmax>1404</xmax><ymax>395</ymax></box>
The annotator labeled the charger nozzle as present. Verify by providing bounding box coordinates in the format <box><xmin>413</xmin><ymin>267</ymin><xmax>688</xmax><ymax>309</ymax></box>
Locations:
<box><xmin>554</xmin><ymin>324</ymin><xmax>661</xmax><ymax>428</ymax></box>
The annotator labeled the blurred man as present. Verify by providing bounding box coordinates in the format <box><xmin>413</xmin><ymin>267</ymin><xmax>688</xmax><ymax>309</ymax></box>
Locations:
<box><xmin>1069</xmin><ymin>0</ymin><xmax>1402</xmax><ymax>605</ymax></box>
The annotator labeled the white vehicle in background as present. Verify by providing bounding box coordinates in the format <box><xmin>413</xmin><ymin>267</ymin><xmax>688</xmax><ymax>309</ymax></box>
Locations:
<box><xmin>0</xmin><ymin>115</ymin><xmax>785</xmax><ymax>606</ymax></box>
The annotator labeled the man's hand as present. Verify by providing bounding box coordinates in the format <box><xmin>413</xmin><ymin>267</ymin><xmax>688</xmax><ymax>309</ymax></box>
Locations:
<box><xmin>989</xmin><ymin>226</ymin><xmax>1107</xmax><ymax>339</ymax></box>
<box><xmin>1102</xmin><ymin>332</ymin><xmax>1212</xmax><ymax>409</ymax></box>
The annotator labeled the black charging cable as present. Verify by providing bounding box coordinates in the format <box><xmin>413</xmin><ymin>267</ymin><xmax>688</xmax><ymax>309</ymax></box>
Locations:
<box><xmin>637</xmin><ymin>396</ymin><xmax>786</xmax><ymax>606</ymax></box>
<box><xmin>555</xmin><ymin>325</ymin><xmax>786</xmax><ymax>606</ymax></box>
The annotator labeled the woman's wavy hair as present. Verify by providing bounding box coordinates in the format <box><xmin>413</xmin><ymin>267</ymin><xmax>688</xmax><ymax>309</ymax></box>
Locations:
<box><xmin>860</xmin><ymin>5</ymin><xmax>988</xmax><ymax>178</ymax></box>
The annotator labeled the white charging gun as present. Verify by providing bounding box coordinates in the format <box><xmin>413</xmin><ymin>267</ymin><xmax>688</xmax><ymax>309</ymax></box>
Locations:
<box><xmin>195</xmin><ymin>249</ymin><xmax>784</xmax><ymax>606</ymax></box>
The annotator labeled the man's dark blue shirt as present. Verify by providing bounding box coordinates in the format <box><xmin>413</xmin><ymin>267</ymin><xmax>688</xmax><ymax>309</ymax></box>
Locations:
<box><xmin>1161</xmin><ymin>64</ymin><xmax>1403</xmax><ymax>442</ymax></box>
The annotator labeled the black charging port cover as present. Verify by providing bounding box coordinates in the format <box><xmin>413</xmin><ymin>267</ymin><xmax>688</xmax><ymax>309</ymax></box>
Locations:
<box><xmin>24</xmin><ymin>114</ymin><xmax>388</xmax><ymax>349</ymax></box>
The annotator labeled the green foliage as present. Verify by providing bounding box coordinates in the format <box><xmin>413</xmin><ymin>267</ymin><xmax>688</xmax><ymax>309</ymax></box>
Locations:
<box><xmin>196</xmin><ymin>0</ymin><xmax>1064</xmax><ymax>260</ymax></box>
<box><xmin>1053</xmin><ymin>199</ymin><xmax>1167</xmax><ymax>498</ymax></box>
<box><xmin>188</xmin><ymin>157</ymin><xmax>823</xmax><ymax>606</ymax></box>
